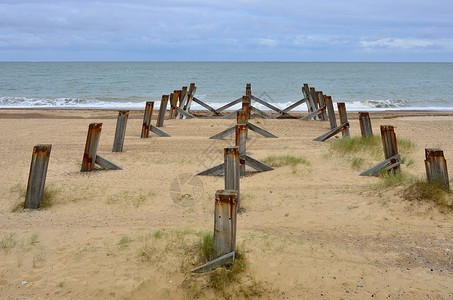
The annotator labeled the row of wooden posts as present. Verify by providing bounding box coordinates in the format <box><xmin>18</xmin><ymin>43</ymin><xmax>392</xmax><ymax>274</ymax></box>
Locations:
<box><xmin>23</xmin><ymin>82</ymin><xmax>450</xmax><ymax>254</ymax></box>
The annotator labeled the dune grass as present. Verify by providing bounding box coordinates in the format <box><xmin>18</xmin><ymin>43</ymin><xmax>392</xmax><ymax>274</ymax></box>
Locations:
<box><xmin>10</xmin><ymin>182</ymin><xmax>60</xmax><ymax>211</ymax></box>
<box><xmin>262</xmin><ymin>155</ymin><xmax>310</xmax><ymax>168</ymax></box>
<box><xmin>402</xmin><ymin>179</ymin><xmax>452</xmax><ymax>209</ymax></box>
<box><xmin>330</xmin><ymin>136</ymin><xmax>416</xmax><ymax>170</ymax></box>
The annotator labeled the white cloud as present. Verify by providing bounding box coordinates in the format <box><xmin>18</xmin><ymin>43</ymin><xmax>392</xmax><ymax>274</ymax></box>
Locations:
<box><xmin>255</xmin><ymin>38</ymin><xmax>278</xmax><ymax>47</ymax></box>
<box><xmin>360</xmin><ymin>38</ymin><xmax>433</xmax><ymax>49</ymax></box>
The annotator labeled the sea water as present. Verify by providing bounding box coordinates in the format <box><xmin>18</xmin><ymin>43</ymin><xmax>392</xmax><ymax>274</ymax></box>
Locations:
<box><xmin>1</xmin><ymin>62</ymin><xmax>452</xmax><ymax>110</ymax></box>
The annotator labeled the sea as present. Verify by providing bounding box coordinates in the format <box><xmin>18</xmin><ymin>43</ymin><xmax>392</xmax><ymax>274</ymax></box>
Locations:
<box><xmin>1</xmin><ymin>62</ymin><xmax>452</xmax><ymax>111</ymax></box>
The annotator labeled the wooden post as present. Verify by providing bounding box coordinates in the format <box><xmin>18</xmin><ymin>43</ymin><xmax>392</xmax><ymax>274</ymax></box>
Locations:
<box><xmin>237</xmin><ymin>111</ymin><xmax>247</xmax><ymax>125</ymax></box>
<box><xmin>235</xmin><ymin>125</ymin><xmax>247</xmax><ymax>177</ymax></box>
<box><xmin>224</xmin><ymin>146</ymin><xmax>240</xmax><ymax>210</ymax></box>
<box><xmin>156</xmin><ymin>95</ymin><xmax>169</xmax><ymax>127</ymax></box>
<box><xmin>177</xmin><ymin>86</ymin><xmax>188</xmax><ymax>119</ymax></box>
<box><xmin>380</xmin><ymin>125</ymin><xmax>399</xmax><ymax>171</ymax></box>
<box><xmin>24</xmin><ymin>144</ymin><xmax>52</xmax><ymax>209</ymax></box>
<box><xmin>359</xmin><ymin>112</ymin><xmax>373</xmax><ymax>137</ymax></box>
<box><xmin>309</xmin><ymin>87</ymin><xmax>320</xmax><ymax>120</ymax></box>
<box><xmin>317</xmin><ymin>91</ymin><xmax>328</xmax><ymax>121</ymax></box>
<box><xmin>112</xmin><ymin>110</ymin><xmax>129</xmax><ymax>152</ymax></box>
<box><xmin>337</xmin><ymin>103</ymin><xmax>350</xmax><ymax>138</ymax></box>
<box><xmin>141</xmin><ymin>101</ymin><xmax>154</xmax><ymax>138</ymax></box>
<box><xmin>170</xmin><ymin>90</ymin><xmax>180</xmax><ymax>119</ymax></box>
<box><xmin>302</xmin><ymin>84</ymin><xmax>315</xmax><ymax>115</ymax></box>
<box><xmin>213</xmin><ymin>190</ymin><xmax>238</xmax><ymax>258</ymax></box>
<box><xmin>81</xmin><ymin>123</ymin><xmax>102</xmax><ymax>172</ymax></box>
<box><xmin>425</xmin><ymin>149</ymin><xmax>450</xmax><ymax>190</ymax></box>
<box><xmin>325</xmin><ymin>96</ymin><xmax>337</xmax><ymax>129</ymax></box>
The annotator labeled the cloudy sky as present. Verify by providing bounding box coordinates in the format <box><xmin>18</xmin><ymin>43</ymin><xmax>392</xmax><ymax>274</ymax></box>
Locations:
<box><xmin>1</xmin><ymin>0</ymin><xmax>452</xmax><ymax>61</ymax></box>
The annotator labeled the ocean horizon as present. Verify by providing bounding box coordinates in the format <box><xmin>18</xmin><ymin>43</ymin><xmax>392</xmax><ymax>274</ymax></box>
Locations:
<box><xmin>1</xmin><ymin>61</ymin><xmax>452</xmax><ymax>111</ymax></box>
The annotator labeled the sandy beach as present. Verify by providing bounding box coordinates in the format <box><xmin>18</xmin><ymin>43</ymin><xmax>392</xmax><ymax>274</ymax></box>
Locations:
<box><xmin>0</xmin><ymin>108</ymin><xmax>452</xmax><ymax>299</ymax></box>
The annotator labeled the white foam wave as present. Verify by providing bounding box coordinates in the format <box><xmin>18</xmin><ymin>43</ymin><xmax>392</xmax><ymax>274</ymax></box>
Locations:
<box><xmin>1</xmin><ymin>96</ymin><xmax>452</xmax><ymax>111</ymax></box>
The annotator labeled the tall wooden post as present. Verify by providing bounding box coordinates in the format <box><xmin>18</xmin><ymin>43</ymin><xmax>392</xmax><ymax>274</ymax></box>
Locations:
<box><xmin>309</xmin><ymin>87</ymin><xmax>320</xmax><ymax>120</ymax></box>
<box><xmin>224</xmin><ymin>146</ymin><xmax>240</xmax><ymax>211</ymax></box>
<box><xmin>302</xmin><ymin>84</ymin><xmax>315</xmax><ymax>115</ymax></box>
<box><xmin>112</xmin><ymin>110</ymin><xmax>129</xmax><ymax>152</ymax></box>
<box><xmin>325</xmin><ymin>96</ymin><xmax>337</xmax><ymax>129</ymax></box>
<box><xmin>141</xmin><ymin>101</ymin><xmax>154</xmax><ymax>138</ymax></box>
<box><xmin>425</xmin><ymin>149</ymin><xmax>450</xmax><ymax>190</ymax></box>
<box><xmin>237</xmin><ymin>111</ymin><xmax>247</xmax><ymax>125</ymax></box>
<box><xmin>24</xmin><ymin>144</ymin><xmax>52</xmax><ymax>209</ymax></box>
<box><xmin>213</xmin><ymin>190</ymin><xmax>238</xmax><ymax>258</ymax></box>
<box><xmin>316</xmin><ymin>91</ymin><xmax>328</xmax><ymax>121</ymax></box>
<box><xmin>157</xmin><ymin>95</ymin><xmax>169</xmax><ymax>127</ymax></box>
<box><xmin>169</xmin><ymin>90</ymin><xmax>180</xmax><ymax>119</ymax></box>
<box><xmin>81</xmin><ymin>123</ymin><xmax>102</xmax><ymax>172</ymax></box>
<box><xmin>359</xmin><ymin>112</ymin><xmax>373</xmax><ymax>137</ymax></box>
<box><xmin>380</xmin><ymin>125</ymin><xmax>399</xmax><ymax>171</ymax></box>
<box><xmin>235</xmin><ymin>125</ymin><xmax>247</xmax><ymax>177</ymax></box>
<box><xmin>337</xmin><ymin>103</ymin><xmax>350</xmax><ymax>138</ymax></box>
<box><xmin>177</xmin><ymin>86</ymin><xmax>188</xmax><ymax>119</ymax></box>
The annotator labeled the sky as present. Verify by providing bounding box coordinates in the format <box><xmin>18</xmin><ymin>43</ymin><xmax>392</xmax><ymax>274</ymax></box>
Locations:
<box><xmin>0</xmin><ymin>0</ymin><xmax>452</xmax><ymax>62</ymax></box>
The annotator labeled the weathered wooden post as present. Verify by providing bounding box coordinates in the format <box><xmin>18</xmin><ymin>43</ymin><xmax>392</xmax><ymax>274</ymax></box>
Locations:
<box><xmin>169</xmin><ymin>90</ymin><xmax>180</xmax><ymax>119</ymax></box>
<box><xmin>359</xmin><ymin>125</ymin><xmax>401</xmax><ymax>176</ymax></box>
<box><xmin>112</xmin><ymin>110</ymin><xmax>129</xmax><ymax>152</ymax></box>
<box><xmin>213</xmin><ymin>189</ymin><xmax>238</xmax><ymax>258</ymax></box>
<box><xmin>224</xmin><ymin>146</ymin><xmax>240</xmax><ymax>210</ymax></box>
<box><xmin>81</xmin><ymin>123</ymin><xmax>102</xmax><ymax>172</ymax></box>
<box><xmin>425</xmin><ymin>149</ymin><xmax>450</xmax><ymax>190</ymax></box>
<box><xmin>309</xmin><ymin>87</ymin><xmax>320</xmax><ymax>120</ymax></box>
<box><xmin>337</xmin><ymin>103</ymin><xmax>350</xmax><ymax>138</ymax></box>
<box><xmin>141</xmin><ymin>101</ymin><xmax>154</xmax><ymax>138</ymax></box>
<box><xmin>381</xmin><ymin>125</ymin><xmax>398</xmax><ymax>162</ymax></box>
<box><xmin>235</xmin><ymin>125</ymin><xmax>247</xmax><ymax>177</ymax></box>
<box><xmin>24</xmin><ymin>144</ymin><xmax>52</xmax><ymax>209</ymax></box>
<box><xmin>325</xmin><ymin>96</ymin><xmax>337</xmax><ymax>129</ymax></box>
<box><xmin>359</xmin><ymin>112</ymin><xmax>373</xmax><ymax>137</ymax></box>
<box><xmin>317</xmin><ymin>91</ymin><xmax>328</xmax><ymax>121</ymax></box>
<box><xmin>156</xmin><ymin>95</ymin><xmax>169</xmax><ymax>127</ymax></box>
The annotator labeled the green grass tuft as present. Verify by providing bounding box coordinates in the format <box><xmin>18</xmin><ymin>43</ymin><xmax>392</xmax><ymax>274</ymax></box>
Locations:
<box><xmin>261</xmin><ymin>155</ymin><xmax>310</xmax><ymax>168</ymax></box>
<box><xmin>402</xmin><ymin>179</ymin><xmax>452</xmax><ymax>208</ymax></box>
<box><xmin>197</xmin><ymin>231</ymin><xmax>214</xmax><ymax>262</ymax></box>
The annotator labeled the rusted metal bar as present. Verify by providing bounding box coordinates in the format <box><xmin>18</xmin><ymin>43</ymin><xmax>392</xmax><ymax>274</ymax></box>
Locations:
<box><xmin>156</xmin><ymin>95</ymin><xmax>169</xmax><ymax>127</ymax></box>
<box><xmin>300</xmin><ymin>106</ymin><xmax>326</xmax><ymax>120</ymax></box>
<box><xmin>141</xmin><ymin>101</ymin><xmax>154</xmax><ymax>138</ymax></box>
<box><xmin>360</xmin><ymin>154</ymin><xmax>401</xmax><ymax>176</ymax></box>
<box><xmin>112</xmin><ymin>110</ymin><xmax>129</xmax><ymax>152</ymax></box>
<box><xmin>337</xmin><ymin>103</ymin><xmax>350</xmax><ymax>138</ymax></box>
<box><xmin>359</xmin><ymin>112</ymin><xmax>373</xmax><ymax>137</ymax></box>
<box><xmin>192</xmin><ymin>251</ymin><xmax>235</xmax><ymax>273</ymax></box>
<box><xmin>247</xmin><ymin>122</ymin><xmax>278</xmax><ymax>138</ymax></box>
<box><xmin>235</xmin><ymin>125</ymin><xmax>247</xmax><ymax>176</ymax></box>
<box><xmin>425</xmin><ymin>148</ymin><xmax>450</xmax><ymax>190</ymax></box>
<box><xmin>246</xmin><ymin>83</ymin><xmax>251</xmax><ymax>98</ymax></box>
<box><xmin>214</xmin><ymin>189</ymin><xmax>238</xmax><ymax>258</ymax></box>
<box><xmin>81</xmin><ymin>123</ymin><xmax>102</xmax><ymax>172</ymax></box>
<box><xmin>244</xmin><ymin>155</ymin><xmax>274</xmax><ymax>172</ymax></box>
<box><xmin>224</xmin><ymin>146</ymin><xmax>240</xmax><ymax>210</ymax></box>
<box><xmin>325</xmin><ymin>96</ymin><xmax>337</xmax><ymax>129</ymax></box>
<box><xmin>317</xmin><ymin>91</ymin><xmax>328</xmax><ymax>121</ymax></box>
<box><xmin>24</xmin><ymin>144</ymin><xmax>52</xmax><ymax>209</ymax></box>
<box><xmin>380</xmin><ymin>125</ymin><xmax>398</xmax><ymax>159</ymax></box>
<box><xmin>216</xmin><ymin>97</ymin><xmax>242</xmax><ymax>113</ymax></box>
<box><xmin>192</xmin><ymin>97</ymin><xmax>219</xmax><ymax>114</ymax></box>
<box><xmin>282</xmin><ymin>98</ymin><xmax>307</xmax><ymax>114</ymax></box>
<box><xmin>313</xmin><ymin>122</ymin><xmax>350</xmax><ymax>142</ymax></box>
<box><xmin>169</xmin><ymin>90</ymin><xmax>180</xmax><ymax>119</ymax></box>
